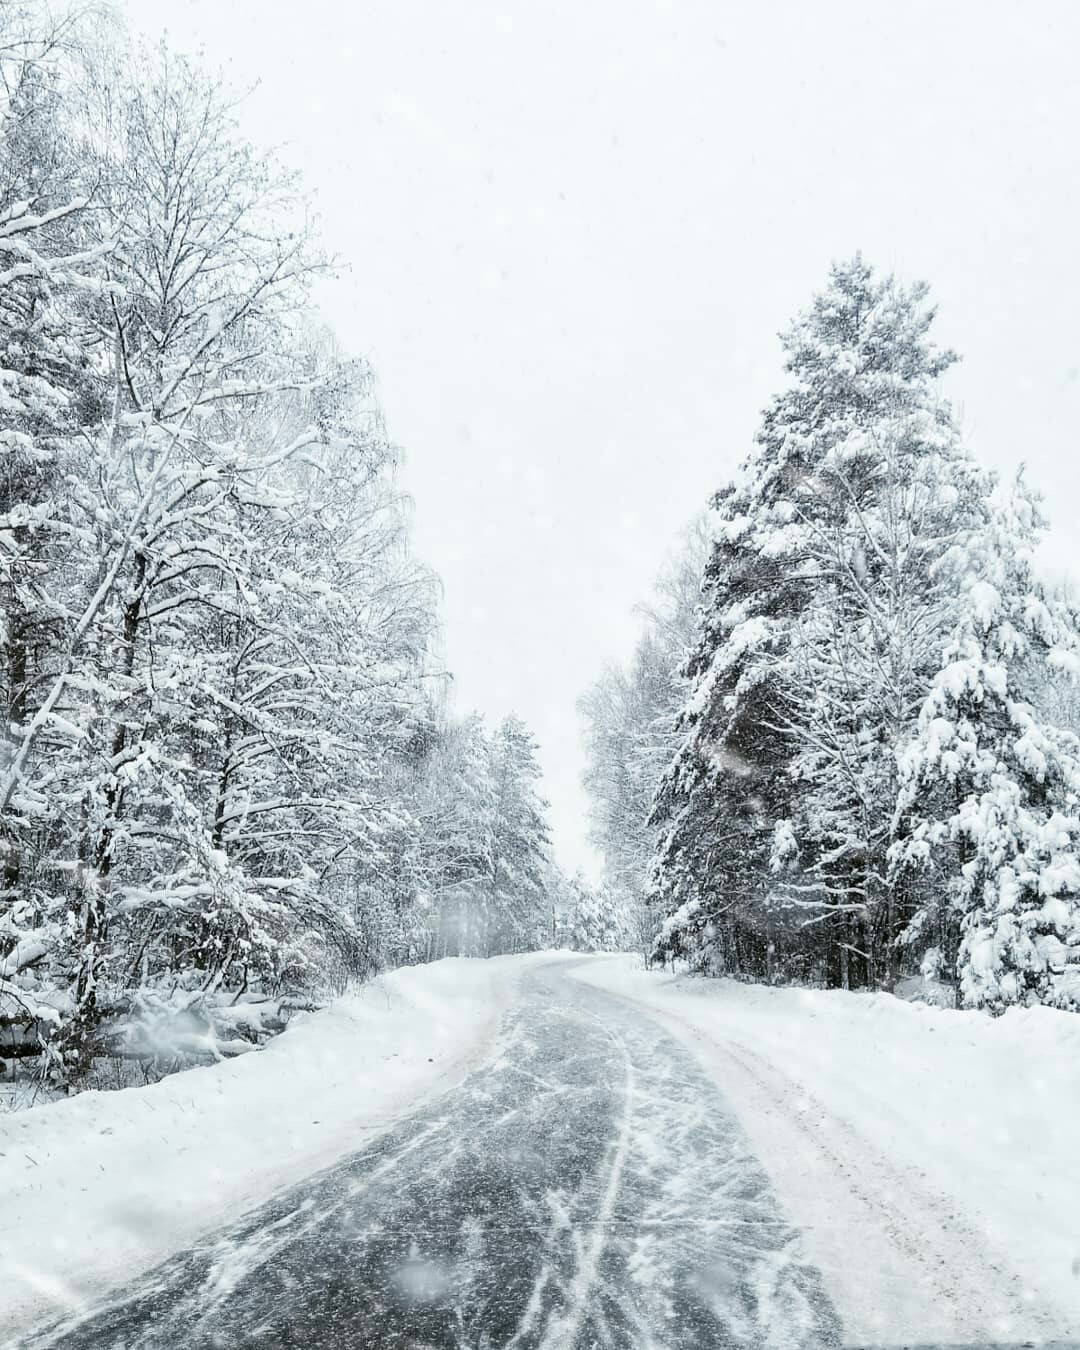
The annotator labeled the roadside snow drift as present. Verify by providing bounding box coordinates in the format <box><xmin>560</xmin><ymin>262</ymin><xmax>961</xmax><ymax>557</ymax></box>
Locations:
<box><xmin>569</xmin><ymin>955</ymin><xmax>1080</xmax><ymax>1345</ymax></box>
<box><xmin>0</xmin><ymin>954</ymin><xmax>538</xmax><ymax>1338</ymax></box>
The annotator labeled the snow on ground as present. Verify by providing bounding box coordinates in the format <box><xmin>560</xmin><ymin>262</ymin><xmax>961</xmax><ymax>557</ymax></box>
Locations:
<box><xmin>8</xmin><ymin>950</ymin><xmax>1078</xmax><ymax>1347</ymax></box>
<box><xmin>568</xmin><ymin>954</ymin><xmax>1080</xmax><ymax>1346</ymax></box>
<box><xmin>0</xmin><ymin>954</ymin><xmax>545</xmax><ymax>1339</ymax></box>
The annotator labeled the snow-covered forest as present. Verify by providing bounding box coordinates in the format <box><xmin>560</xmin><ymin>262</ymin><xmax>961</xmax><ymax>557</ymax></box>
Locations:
<box><xmin>5</xmin><ymin>4</ymin><xmax>1080</xmax><ymax>1344</ymax></box>
<box><xmin>4</xmin><ymin>0</ymin><xmax>1069</xmax><ymax>1117</ymax></box>
<box><xmin>0</xmin><ymin>3</ymin><xmax>573</xmax><ymax>1095</ymax></box>
<box><xmin>582</xmin><ymin>257</ymin><xmax>1080</xmax><ymax>1013</ymax></box>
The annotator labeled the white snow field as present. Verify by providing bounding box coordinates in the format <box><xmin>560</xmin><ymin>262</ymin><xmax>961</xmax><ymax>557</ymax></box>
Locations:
<box><xmin>0</xmin><ymin>954</ymin><xmax>544</xmax><ymax>1338</ymax></box>
<box><xmin>569</xmin><ymin>954</ymin><xmax>1080</xmax><ymax>1346</ymax></box>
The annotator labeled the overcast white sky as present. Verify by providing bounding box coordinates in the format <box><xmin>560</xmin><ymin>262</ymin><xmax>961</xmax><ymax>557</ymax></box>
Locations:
<box><xmin>123</xmin><ymin>0</ymin><xmax>1080</xmax><ymax>875</ymax></box>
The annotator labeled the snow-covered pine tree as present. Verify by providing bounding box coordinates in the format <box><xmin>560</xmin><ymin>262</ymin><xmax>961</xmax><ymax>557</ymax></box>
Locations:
<box><xmin>892</xmin><ymin>476</ymin><xmax>1080</xmax><ymax>1010</ymax></box>
<box><xmin>579</xmin><ymin>517</ymin><xmax>707</xmax><ymax>948</ymax></box>
<box><xmin>483</xmin><ymin>714</ymin><xmax>551</xmax><ymax>954</ymax></box>
<box><xmin>562</xmin><ymin>873</ymin><xmax>627</xmax><ymax>952</ymax></box>
<box><xmin>651</xmin><ymin>257</ymin><xmax>965</xmax><ymax>984</ymax></box>
<box><xmin>412</xmin><ymin>712</ymin><xmax>497</xmax><ymax>959</ymax></box>
<box><xmin>774</xmin><ymin>406</ymin><xmax>991</xmax><ymax>988</ymax></box>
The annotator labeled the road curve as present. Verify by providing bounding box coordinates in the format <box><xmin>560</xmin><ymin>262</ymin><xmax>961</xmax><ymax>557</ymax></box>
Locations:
<box><xmin>20</xmin><ymin>961</ymin><xmax>841</xmax><ymax>1350</ymax></box>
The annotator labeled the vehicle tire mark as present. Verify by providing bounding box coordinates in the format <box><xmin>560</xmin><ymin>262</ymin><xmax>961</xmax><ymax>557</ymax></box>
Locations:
<box><xmin>538</xmin><ymin>1023</ymin><xmax>636</xmax><ymax>1350</ymax></box>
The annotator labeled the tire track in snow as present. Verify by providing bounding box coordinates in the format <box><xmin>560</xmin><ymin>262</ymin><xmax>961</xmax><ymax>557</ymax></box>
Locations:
<box><xmin>538</xmin><ymin>1024</ymin><xmax>635</xmax><ymax>1350</ymax></box>
<box><xmin>718</xmin><ymin>1036</ymin><xmax>1064</xmax><ymax>1344</ymax></box>
<box><xmin>21</xmin><ymin>1118</ymin><xmax>454</xmax><ymax>1349</ymax></box>
<box><xmin>609</xmin><ymin>986</ymin><xmax>1067</xmax><ymax>1346</ymax></box>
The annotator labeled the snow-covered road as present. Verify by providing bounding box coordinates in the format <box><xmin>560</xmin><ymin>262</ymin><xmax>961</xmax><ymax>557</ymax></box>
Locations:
<box><xmin>13</xmin><ymin>955</ymin><xmax>1078</xmax><ymax>1349</ymax></box>
<box><xmin>20</xmin><ymin>960</ymin><xmax>840</xmax><ymax>1349</ymax></box>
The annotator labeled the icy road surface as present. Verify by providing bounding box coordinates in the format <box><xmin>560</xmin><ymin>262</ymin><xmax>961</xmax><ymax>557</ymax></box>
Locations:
<box><xmin>22</xmin><ymin>961</ymin><xmax>842</xmax><ymax>1349</ymax></box>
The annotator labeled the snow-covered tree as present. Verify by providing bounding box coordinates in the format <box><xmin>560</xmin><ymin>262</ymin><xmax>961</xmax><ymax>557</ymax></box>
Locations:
<box><xmin>773</xmin><ymin>409</ymin><xmax>991</xmax><ymax>987</ymax></box>
<box><xmin>634</xmin><ymin>257</ymin><xmax>1080</xmax><ymax>1008</ymax></box>
<box><xmin>893</xmin><ymin>477</ymin><xmax>1080</xmax><ymax>1010</ymax></box>
<box><xmin>560</xmin><ymin>872</ymin><xmax>627</xmax><ymax>953</ymax></box>
<box><xmin>24</xmin><ymin>45</ymin><xmax>346</xmax><ymax>1068</ymax></box>
<box><xmin>651</xmin><ymin>258</ymin><xmax>980</xmax><ymax>985</ymax></box>
<box><xmin>579</xmin><ymin>517</ymin><xmax>707</xmax><ymax>943</ymax></box>
<box><xmin>0</xmin><ymin>14</ymin><xmax>553</xmax><ymax>1090</ymax></box>
<box><xmin>412</xmin><ymin>712</ymin><xmax>498</xmax><ymax>959</ymax></box>
<box><xmin>483</xmin><ymin>714</ymin><xmax>551</xmax><ymax>954</ymax></box>
<box><xmin>0</xmin><ymin>0</ymin><xmax>110</xmax><ymax>1077</ymax></box>
<box><xmin>378</xmin><ymin>708</ymin><xmax>556</xmax><ymax>962</ymax></box>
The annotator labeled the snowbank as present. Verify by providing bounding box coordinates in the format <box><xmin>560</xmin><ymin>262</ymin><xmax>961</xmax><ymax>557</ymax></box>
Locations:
<box><xmin>1</xmin><ymin>954</ymin><xmax>541</xmax><ymax>1338</ymax></box>
<box><xmin>568</xmin><ymin>955</ymin><xmax>1080</xmax><ymax>1344</ymax></box>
